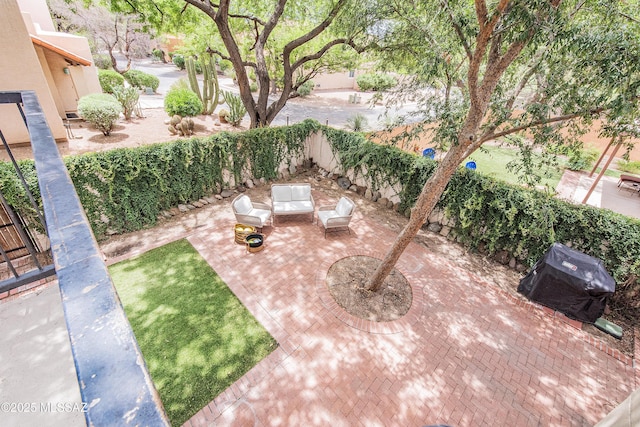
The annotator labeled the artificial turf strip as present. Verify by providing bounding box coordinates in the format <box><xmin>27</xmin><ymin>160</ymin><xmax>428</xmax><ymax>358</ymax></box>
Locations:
<box><xmin>109</xmin><ymin>239</ymin><xmax>277</xmax><ymax>425</ymax></box>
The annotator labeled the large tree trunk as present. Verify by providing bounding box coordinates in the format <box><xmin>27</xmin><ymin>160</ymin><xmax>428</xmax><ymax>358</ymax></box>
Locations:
<box><xmin>365</xmin><ymin>0</ymin><xmax>537</xmax><ymax>291</ymax></box>
<box><xmin>366</xmin><ymin>107</ymin><xmax>486</xmax><ymax>292</ymax></box>
<box><xmin>366</xmin><ymin>145</ymin><xmax>471</xmax><ymax>291</ymax></box>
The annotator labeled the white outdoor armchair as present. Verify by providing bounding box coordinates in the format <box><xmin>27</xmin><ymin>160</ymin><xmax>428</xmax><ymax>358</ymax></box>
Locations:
<box><xmin>317</xmin><ymin>196</ymin><xmax>355</xmax><ymax>237</ymax></box>
<box><xmin>231</xmin><ymin>194</ymin><xmax>272</xmax><ymax>229</ymax></box>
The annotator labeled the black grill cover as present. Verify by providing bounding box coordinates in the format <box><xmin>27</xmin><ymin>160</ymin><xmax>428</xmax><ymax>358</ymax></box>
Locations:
<box><xmin>517</xmin><ymin>243</ymin><xmax>615</xmax><ymax>323</ymax></box>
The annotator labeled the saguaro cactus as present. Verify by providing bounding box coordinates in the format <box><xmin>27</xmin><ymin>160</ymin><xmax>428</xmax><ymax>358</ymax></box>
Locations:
<box><xmin>186</xmin><ymin>55</ymin><xmax>220</xmax><ymax>115</ymax></box>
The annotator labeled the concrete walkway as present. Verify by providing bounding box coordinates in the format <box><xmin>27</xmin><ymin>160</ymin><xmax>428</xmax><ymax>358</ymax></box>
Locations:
<box><xmin>0</xmin><ymin>283</ymin><xmax>85</xmax><ymax>427</ymax></box>
<box><xmin>556</xmin><ymin>170</ymin><xmax>640</xmax><ymax>220</ymax></box>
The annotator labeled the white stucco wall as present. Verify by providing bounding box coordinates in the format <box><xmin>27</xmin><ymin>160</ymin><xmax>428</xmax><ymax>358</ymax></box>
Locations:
<box><xmin>296</xmin><ymin>132</ymin><xmax>403</xmax><ymax>204</ymax></box>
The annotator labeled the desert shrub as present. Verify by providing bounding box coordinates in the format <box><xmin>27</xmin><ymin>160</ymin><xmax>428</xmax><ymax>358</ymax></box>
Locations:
<box><xmin>164</xmin><ymin>82</ymin><xmax>202</xmax><ymax>117</ymax></box>
<box><xmin>617</xmin><ymin>159</ymin><xmax>640</xmax><ymax>175</ymax></box>
<box><xmin>345</xmin><ymin>113</ymin><xmax>368</xmax><ymax>132</ymax></box>
<box><xmin>222</xmin><ymin>91</ymin><xmax>246</xmax><ymax>126</ymax></box>
<box><xmin>297</xmin><ymin>80</ymin><xmax>314</xmax><ymax>97</ymax></box>
<box><xmin>77</xmin><ymin>93</ymin><xmax>122</xmax><ymax>135</ymax></box>
<box><xmin>172</xmin><ymin>54</ymin><xmax>186</xmax><ymax>70</ymax></box>
<box><xmin>567</xmin><ymin>147</ymin><xmax>599</xmax><ymax>171</ymax></box>
<box><xmin>152</xmin><ymin>48</ymin><xmax>165</xmax><ymax>62</ymax></box>
<box><xmin>123</xmin><ymin>69</ymin><xmax>160</xmax><ymax>92</ymax></box>
<box><xmin>98</xmin><ymin>69</ymin><xmax>125</xmax><ymax>94</ymax></box>
<box><xmin>112</xmin><ymin>86</ymin><xmax>140</xmax><ymax>120</ymax></box>
<box><xmin>218</xmin><ymin>59</ymin><xmax>232</xmax><ymax>74</ymax></box>
<box><xmin>93</xmin><ymin>54</ymin><xmax>113</xmax><ymax>70</ymax></box>
<box><xmin>356</xmin><ymin>73</ymin><xmax>398</xmax><ymax>91</ymax></box>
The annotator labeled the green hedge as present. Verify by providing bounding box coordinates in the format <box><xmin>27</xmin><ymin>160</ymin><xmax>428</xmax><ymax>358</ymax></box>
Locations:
<box><xmin>64</xmin><ymin>120</ymin><xmax>315</xmax><ymax>237</ymax></box>
<box><xmin>321</xmin><ymin>128</ymin><xmax>640</xmax><ymax>321</ymax></box>
<box><xmin>123</xmin><ymin>70</ymin><xmax>160</xmax><ymax>92</ymax></box>
<box><xmin>1</xmin><ymin>120</ymin><xmax>638</xmax><ymax>320</ymax></box>
<box><xmin>98</xmin><ymin>69</ymin><xmax>125</xmax><ymax>94</ymax></box>
<box><xmin>356</xmin><ymin>72</ymin><xmax>398</xmax><ymax>91</ymax></box>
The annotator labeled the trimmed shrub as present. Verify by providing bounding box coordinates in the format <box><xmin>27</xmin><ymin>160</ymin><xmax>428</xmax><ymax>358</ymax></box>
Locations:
<box><xmin>172</xmin><ymin>54</ymin><xmax>185</xmax><ymax>70</ymax></box>
<box><xmin>567</xmin><ymin>147</ymin><xmax>599</xmax><ymax>171</ymax></box>
<box><xmin>93</xmin><ymin>54</ymin><xmax>113</xmax><ymax>70</ymax></box>
<box><xmin>98</xmin><ymin>69</ymin><xmax>125</xmax><ymax>94</ymax></box>
<box><xmin>164</xmin><ymin>83</ymin><xmax>203</xmax><ymax>117</ymax></box>
<box><xmin>297</xmin><ymin>80</ymin><xmax>314</xmax><ymax>97</ymax></box>
<box><xmin>152</xmin><ymin>48</ymin><xmax>165</xmax><ymax>62</ymax></box>
<box><xmin>218</xmin><ymin>59</ymin><xmax>232</xmax><ymax>74</ymax></box>
<box><xmin>356</xmin><ymin>73</ymin><xmax>398</xmax><ymax>91</ymax></box>
<box><xmin>123</xmin><ymin>69</ymin><xmax>160</xmax><ymax>92</ymax></box>
<box><xmin>77</xmin><ymin>93</ymin><xmax>122</xmax><ymax>136</ymax></box>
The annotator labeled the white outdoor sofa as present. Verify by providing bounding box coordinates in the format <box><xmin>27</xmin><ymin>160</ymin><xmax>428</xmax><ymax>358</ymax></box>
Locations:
<box><xmin>271</xmin><ymin>183</ymin><xmax>315</xmax><ymax>224</ymax></box>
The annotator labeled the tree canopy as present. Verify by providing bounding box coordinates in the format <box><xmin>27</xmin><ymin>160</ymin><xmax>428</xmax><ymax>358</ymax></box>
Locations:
<box><xmin>50</xmin><ymin>0</ymin><xmax>154</xmax><ymax>73</ymax></box>
<box><xmin>111</xmin><ymin>0</ymin><xmax>378</xmax><ymax>127</ymax></box>
<box><xmin>365</xmin><ymin>0</ymin><xmax>640</xmax><ymax>291</ymax></box>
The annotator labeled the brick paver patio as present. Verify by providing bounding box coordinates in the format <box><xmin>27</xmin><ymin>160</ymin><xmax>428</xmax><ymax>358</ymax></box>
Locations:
<box><xmin>98</xmin><ymin>179</ymin><xmax>637</xmax><ymax>426</ymax></box>
<box><xmin>150</xmin><ymin>185</ymin><xmax>640</xmax><ymax>427</ymax></box>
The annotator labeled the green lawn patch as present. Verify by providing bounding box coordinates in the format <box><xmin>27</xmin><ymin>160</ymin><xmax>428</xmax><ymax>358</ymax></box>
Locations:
<box><xmin>465</xmin><ymin>145</ymin><xmax>564</xmax><ymax>189</ymax></box>
<box><xmin>109</xmin><ymin>239</ymin><xmax>277</xmax><ymax>425</ymax></box>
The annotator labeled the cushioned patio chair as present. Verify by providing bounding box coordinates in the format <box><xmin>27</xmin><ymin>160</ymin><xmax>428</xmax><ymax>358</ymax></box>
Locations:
<box><xmin>231</xmin><ymin>194</ymin><xmax>272</xmax><ymax>229</ymax></box>
<box><xmin>317</xmin><ymin>196</ymin><xmax>355</xmax><ymax>238</ymax></box>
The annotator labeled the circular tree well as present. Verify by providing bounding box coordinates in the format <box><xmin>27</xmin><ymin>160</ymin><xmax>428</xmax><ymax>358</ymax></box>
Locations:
<box><xmin>326</xmin><ymin>255</ymin><xmax>412</xmax><ymax>322</ymax></box>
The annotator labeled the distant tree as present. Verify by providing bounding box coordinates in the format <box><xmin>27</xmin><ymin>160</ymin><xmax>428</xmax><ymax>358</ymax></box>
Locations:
<box><xmin>49</xmin><ymin>0</ymin><xmax>154</xmax><ymax>74</ymax></box>
<box><xmin>110</xmin><ymin>0</ymin><xmax>376</xmax><ymax>128</ymax></box>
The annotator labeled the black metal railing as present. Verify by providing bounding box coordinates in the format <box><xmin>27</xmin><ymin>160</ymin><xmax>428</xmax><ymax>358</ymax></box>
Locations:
<box><xmin>0</xmin><ymin>98</ymin><xmax>55</xmax><ymax>292</ymax></box>
<box><xmin>0</xmin><ymin>91</ymin><xmax>168</xmax><ymax>426</ymax></box>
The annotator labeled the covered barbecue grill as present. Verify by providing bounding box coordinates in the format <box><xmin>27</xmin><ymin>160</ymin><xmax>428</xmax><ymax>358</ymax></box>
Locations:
<box><xmin>517</xmin><ymin>243</ymin><xmax>615</xmax><ymax>323</ymax></box>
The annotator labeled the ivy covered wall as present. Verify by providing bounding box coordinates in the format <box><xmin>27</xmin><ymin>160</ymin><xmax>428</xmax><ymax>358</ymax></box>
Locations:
<box><xmin>1</xmin><ymin>119</ymin><xmax>638</xmax><ymax>320</ymax></box>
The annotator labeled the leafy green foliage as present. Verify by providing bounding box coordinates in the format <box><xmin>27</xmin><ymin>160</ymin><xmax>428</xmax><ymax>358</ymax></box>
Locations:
<box><xmin>164</xmin><ymin>84</ymin><xmax>203</xmax><ymax>117</ymax></box>
<box><xmin>2</xmin><ymin>121</ymin><xmax>638</xmax><ymax>320</ymax></box>
<box><xmin>77</xmin><ymin>93</ymin><xmax>122</xmax><ymax>136</ymax></box>
<box><xmin>93</xmin><ymin>54</ymin><xmax>113</xmax><ymax>70</ymax></box>
<box><xmin>172</xmin><ymin>53</ymin><xmax>185</xmax><ymax>70</ymax></box>
<box><xmin>356</xmin><ymin>73</ymin><xmax>398</xmax><ymax>92</ymax></box>
<box><xmin>109</xmin><ymin>239</ymin><xmax>276</xmax><ymax>425</ymax></box>
<box><xmin>617</xmin><ymin>159</ymin><xmax>640</xmax><ymax>175</ymax></box>
<box><xmin>296</xmin><ymin>80</ymin><xmax>314</xmax><ymax>97</ymax></box>
<box><xmin>111</xmin><ymin>86</ymin><xmax>140</xmax><ymax>120</ymax></box>
<box><xmin>567</xmin><ymin>147</ymin><xmax>600</xmax><ymax>171</ymax></box>
<box><xmin>97</xmin><ymin>69</ymin><xmax>125</xmax><ymax>94</ymax></box>
<box><xmin>0</xmin><ymin>160</ymin><xmax>42</xmax><ymax>234</ymax></box>
<box><xmin>123</xmin><ymin>70</ymin><xmax>160</xmax><ymax>92</ymax></box>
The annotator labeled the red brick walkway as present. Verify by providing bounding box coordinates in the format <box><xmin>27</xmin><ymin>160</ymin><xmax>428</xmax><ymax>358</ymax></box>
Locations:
<box><xmin>171</xmin><ymin>187</ymin><xmax>640</xmax><ymax>427</ymax></box>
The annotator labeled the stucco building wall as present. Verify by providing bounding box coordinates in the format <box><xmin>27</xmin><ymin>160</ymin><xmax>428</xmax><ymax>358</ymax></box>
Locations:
<box><xmin>1</xmin><ymin>0</ymin><xmax>100</xmax><ymax>145</ymax></box>
<box><xmin>0</xmin><ymin>0</ymin><xmax>66</xmax><ymax>144</ymax></box>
